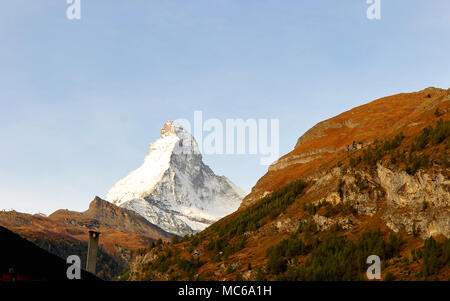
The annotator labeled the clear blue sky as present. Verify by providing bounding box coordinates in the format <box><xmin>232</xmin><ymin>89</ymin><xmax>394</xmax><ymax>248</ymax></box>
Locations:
<box><xmin>1</xmin><ymin>1</ymin><xmax>449</xmax><ymax>214</ymax></box>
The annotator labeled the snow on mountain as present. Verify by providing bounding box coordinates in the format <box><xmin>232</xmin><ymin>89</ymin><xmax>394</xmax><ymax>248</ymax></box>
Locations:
<box><xmin>106</xmin><ymin>121</ymin><xmax>248</xmax><ymax>236</ymax></box>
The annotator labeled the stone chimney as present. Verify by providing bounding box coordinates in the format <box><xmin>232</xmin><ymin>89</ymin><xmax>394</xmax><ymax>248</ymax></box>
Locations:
<box><xmin>86</xmin><ymin>231</ymin><xmax>100</xmax><ymax>274</ymax></box>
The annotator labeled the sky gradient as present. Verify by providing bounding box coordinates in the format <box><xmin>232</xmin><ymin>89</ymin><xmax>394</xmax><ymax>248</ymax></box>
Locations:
<box><xmin>1</xmin><ymin>0</ymin><xmax>450</xmax><ymax>214</ymax></box>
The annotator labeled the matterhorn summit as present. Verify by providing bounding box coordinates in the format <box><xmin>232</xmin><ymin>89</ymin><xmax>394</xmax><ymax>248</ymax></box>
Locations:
<box><xmin>106</xmin><ymin>121</ymin><xmax>247</xmax><ymax>236</ymax></box>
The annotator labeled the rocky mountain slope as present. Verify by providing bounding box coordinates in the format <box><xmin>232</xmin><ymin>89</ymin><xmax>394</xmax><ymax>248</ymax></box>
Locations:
<box><xmin>242</xmin><ymin>87</ymin><xmax>449</xmax><ymax>208</ymax></box>
<box><xmin>0</xmin><ymin>197</ymin><xmax>172</xmax><ymax>280</ymax></box>
<box><xmin>106</xmin><ymin>121</ymin><xmax>247</xmax><ymax>236</ymax></box>
<box><xmin>125</xmin><ymin>87</ymin><xmax>449</xmax><ymax>281</ymax></box>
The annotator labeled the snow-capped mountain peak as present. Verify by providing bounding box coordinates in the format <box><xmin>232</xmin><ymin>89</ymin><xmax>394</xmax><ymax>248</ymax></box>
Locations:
<box><xmin>106</xmin><ymin>121</ymin><xmax>247</xmax><ymax>236</ymax></box>
<box><xmin>156</xmin><ymin>121</ymin><xmax>200</xmax><ymax>156</ymax></box>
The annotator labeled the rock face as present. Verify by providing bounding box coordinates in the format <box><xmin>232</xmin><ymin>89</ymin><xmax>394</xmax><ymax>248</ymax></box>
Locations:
<box><xmin>106</xmin><ymin>121</ymin><xmax>247</xmax><ymax>236</ymax></box>
<box><xmin>376</xmin><ymin>165</ymin><xmax>450</xmax><ymax>238</ymax></box>
<box><xmin>303</xmin><ymin>165</ymin><xmax>449</xmax><ymax>239</ymax></box>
